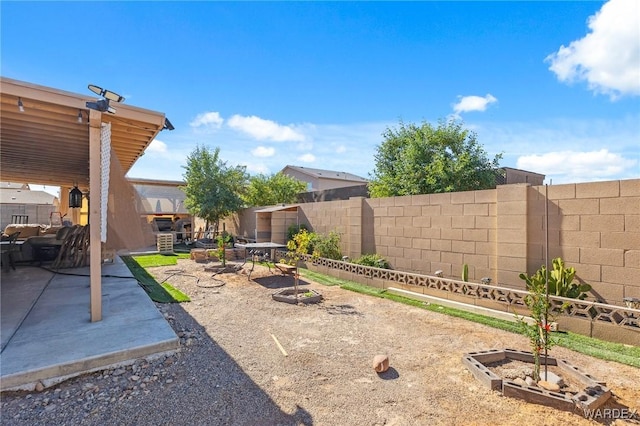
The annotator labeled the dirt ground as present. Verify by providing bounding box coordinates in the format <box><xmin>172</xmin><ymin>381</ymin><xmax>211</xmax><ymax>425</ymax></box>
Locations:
<box><xmin>148</xmin><ymin>258</ymin><xmax>640</xmax><ymax>426</ymax></box>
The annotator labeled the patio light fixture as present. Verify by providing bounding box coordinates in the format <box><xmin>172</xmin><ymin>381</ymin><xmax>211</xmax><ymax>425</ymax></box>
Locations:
<box><xmin>69</xmin><ymin>185</ymin><xmax>83</xmax><ymax>208</ymax></box>
<box><xmin>86</xmin><ymin>84</ymin><xmax>124</xmax><ymax>115</ymax></box>
<box><xmin>18</xmin><ymin>97</ymin><xmax>24</xmax><ymax>112</ymax></box>
<box><xmin>88</xmin><ymin>84</ymin><xmax>125</xmax><ymax>103</ymax></box>
<box><xmin>77</xmin><ymin>110</ymin><xmax>83</xmax><ymax>123</ymax></box>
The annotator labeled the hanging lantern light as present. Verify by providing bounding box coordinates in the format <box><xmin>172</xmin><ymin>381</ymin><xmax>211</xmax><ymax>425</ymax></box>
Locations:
<box><xmin>69</xmin><ymin>185</ymin><xmax>83</xmax><ymax>208</ymax></box>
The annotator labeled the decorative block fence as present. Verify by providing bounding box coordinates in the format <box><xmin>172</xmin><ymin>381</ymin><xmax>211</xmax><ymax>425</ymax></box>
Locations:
<box><xmin>283</xmin><ymin>252</ymin><xmax>639</xmax><ymax>346</ymax></box>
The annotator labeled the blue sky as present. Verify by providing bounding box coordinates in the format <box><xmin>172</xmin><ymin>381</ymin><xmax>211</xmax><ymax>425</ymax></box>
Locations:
<box><xmin>2</xmin><ymin>1</ymin><xmax>639</xmax><ymax>195</ymax></box>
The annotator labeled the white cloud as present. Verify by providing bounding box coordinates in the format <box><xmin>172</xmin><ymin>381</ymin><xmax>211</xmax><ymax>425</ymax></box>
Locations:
<box><xmin>298</xmin><ymin>153</ymin><xmax>316</xmax><ymax>163</ymax></box>
<box><xmin>241</xmin><ymin>162</ymin><xmax>270</xmax><ymax>174</ymax></box>
<box><xmin>517</xmin><ymin>149</ymin><xmax>638</xmax><ymax>183</ymax></box>
<box><xmin>227</xmin><ymin>114</ymin><xmax>306</xmax><ymax>142</ymax></box>
<box><xmin>546</xmin><ymin>0</ymin><xmax>640</xmax><ymax>99</ymax></box>
<box><xmin>251</xmin><ymin>146</ymin><xmax>275</xmax><ymax>157</ymax></box>
<box><xmin>146</xmin><ymin>139</ymin><xmax>168</xmax><ymax>154</ymax></box>
<box><xmin>190</xmin><ymin>111</ymin><xmax>224</xmax><ymax>128</ymax></box>
<box><xmin>336</xmin><ymin>145</ymin><xmax>347</xmax><ymax>153</ymax></box>
<box><xmin>453</xmin><ymin>94</ymin><xmax>498</xmax><ymax>115</ymax></box>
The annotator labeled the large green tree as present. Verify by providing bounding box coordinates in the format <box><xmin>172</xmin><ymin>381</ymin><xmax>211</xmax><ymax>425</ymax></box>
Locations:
<box><xmin>243</xmin><ymin>172</ymin><xmax>307</xmax><ymax>207</ymax></box>
<box><xmin>368</xmin><ymin>119</ymin><xmax>502</xmax><ymax>197</ymax></box>
<box><xmin>182</xmin><ymin>146</ymin><xmax>248</xmax><ymax>231</ymax></box>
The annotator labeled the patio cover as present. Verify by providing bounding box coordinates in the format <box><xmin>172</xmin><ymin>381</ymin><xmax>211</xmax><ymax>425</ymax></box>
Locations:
<box><xmin>0</xmin><ymin>77</ymin><xmax>165</xmax><ymax>187</ymax></box>
<box><xmin>0</xmin><ymin>77</ymin><xmax>167</xmax><ymax>322</ymax></box>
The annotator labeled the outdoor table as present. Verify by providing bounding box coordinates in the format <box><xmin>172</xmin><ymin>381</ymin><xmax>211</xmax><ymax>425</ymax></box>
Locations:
<box><xmin>234</xmin><ymin>242</ymin><xmax>286</xmax><ymax>280</ymax></box>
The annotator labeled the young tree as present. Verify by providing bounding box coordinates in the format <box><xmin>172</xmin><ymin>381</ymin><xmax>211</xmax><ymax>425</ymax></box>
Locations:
<box><xmin>182</xmin><ymin>146</ymin><xmax>248</xmax><ymax>233</ymax></box>
<box><xmin>368</xmin><ymin>119</ymin><xmax>502</xmax><ymax>197</ymax></box>
<box><xmin>243</xmin><ymin>172</ymin><xmax>307</xmax><ymax>207</ymax></box>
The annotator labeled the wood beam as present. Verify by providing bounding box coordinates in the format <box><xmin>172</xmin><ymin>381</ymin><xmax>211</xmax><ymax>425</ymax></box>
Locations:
<box><xmin>89</xmin><ymin>109</ymin><xmax>102</xmax><ymax>322</ymax></box>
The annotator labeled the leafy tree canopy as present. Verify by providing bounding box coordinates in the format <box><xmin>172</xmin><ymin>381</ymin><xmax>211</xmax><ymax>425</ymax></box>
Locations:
<box><xmin>181</xmin><ymin>146</ymin><xmax>248</xmax><ymax>228</ymax></box>
<box><xmin>243</xmin><ymin>172</ymin><xmax>307</xmax><ymax>207</ymax></box>
<box><xmin>368</xmin><ymin>119</ymin><xmax>502</xmax><ymax>197</ymax></box>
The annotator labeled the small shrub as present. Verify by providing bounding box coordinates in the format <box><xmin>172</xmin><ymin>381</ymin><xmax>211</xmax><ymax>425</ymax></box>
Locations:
<box><xmin>287</xmin><ymin>223</ymin><xmax>308</xmax><ymax>243</ymax></box>
<box><xmin>352</xmin><ymin>254</ymin><xmax>390</xmax><ymax>269</ymax></box>
<box><xmin>519</xmin><ymin>257</ymin><xmax>591</xmax><ymax>301</ymax></box>
<box><xmin>311</xmin><ymin>231</ymin><xmax>342</xmax><ymax>260</ymax></box>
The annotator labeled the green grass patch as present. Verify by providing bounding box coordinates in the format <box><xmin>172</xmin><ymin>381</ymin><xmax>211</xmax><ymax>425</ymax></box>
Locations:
<box><xmin>299</xmin><ymin>269</ymin><xmax>343</xmax><ymax>286</ymax></box>
<box><xmin>121</xmin><ymin>255</ymin><xmax>190</xmax><ymax>303</ymax></box>
<box><xmin>131</xmin><ymin>253</ymin><xmax>191</xmax><ymax>268</ymax></box>
<box><xmin>305</xmin><ymin>270</ymin><xmax>640</xmax><ymax>368</ymax></box>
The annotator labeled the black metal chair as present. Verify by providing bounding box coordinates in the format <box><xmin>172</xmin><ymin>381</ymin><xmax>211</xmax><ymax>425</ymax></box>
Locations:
<box><xmin>1</xmin><ymin>231</ymin><xmax>21</xmax><ymax>272</ymax></box>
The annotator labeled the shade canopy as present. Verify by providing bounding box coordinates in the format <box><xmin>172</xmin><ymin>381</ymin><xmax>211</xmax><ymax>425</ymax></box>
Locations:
<box><xmin>0</xmin><ymin>77</ymin><xmax>166</xmax><ymax>189</ymax></box>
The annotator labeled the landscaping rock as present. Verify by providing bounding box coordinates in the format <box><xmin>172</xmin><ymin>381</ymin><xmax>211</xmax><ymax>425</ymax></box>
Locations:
<box><xmin>372</xmin><ymin>355</ymin><xmax>389</xmax><ymax>373</ymax></box>
<box><xmin>539</xmin><ymin>371</ymin><xmax>564</xmax><ymax>387</ymax></box>
<box><xmin>513</xmin><ymin>378</ymin><xmax>527</xmax><ymax>387</ymax></box>
<box><xmin>538</xmin><ymin>380</ymin><xmax>560</xmax><ymax>392</ymax></box>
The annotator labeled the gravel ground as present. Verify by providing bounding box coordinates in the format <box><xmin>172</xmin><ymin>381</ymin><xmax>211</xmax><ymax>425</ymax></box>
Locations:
<box><xmin>1</xmin><ymin>259</ymin><xmax>639</xmax><ymax>426</ymax></box>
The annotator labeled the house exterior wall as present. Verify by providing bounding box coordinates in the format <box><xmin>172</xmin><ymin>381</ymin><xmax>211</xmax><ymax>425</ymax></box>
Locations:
<box><xmin>282</xmin><ymin>167</ymin><xmax>367</xmax><ymax>191</ymax></box>
<box><xmin>1</xmin><ymin>204</ymin><xmax>56</xmax><ymax>230</ymax></box>
<box><xmin>503</xmin><ymin>168</ymin><xmax>545</xmax><ymax>185</ymax></box>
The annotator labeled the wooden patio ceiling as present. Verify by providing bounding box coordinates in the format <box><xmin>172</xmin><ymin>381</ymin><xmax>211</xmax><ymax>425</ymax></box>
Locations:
<box><xmin>0</xmin><ymin>77</ymin><xmax>166</xmax><ymax>189</ymax></box>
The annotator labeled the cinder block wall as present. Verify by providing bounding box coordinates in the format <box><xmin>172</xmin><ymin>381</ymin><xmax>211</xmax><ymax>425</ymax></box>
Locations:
<box><xmin>297</xmin><ymin>199</ymin><xmax>351</xmax><ymax>251</ymax></box>
<box><xmin>359</xmin><ymin>189</ymin><xmax>498</xmax><ymax>282</ymax></box>
<box><xmin>527</xmin><ymin>180</ymin><xmax>640</xmax><ymax>304</ymax></box>
<box><xmin>231</xmin><ymin>179</ymin><xmax>639</xmax><ymax>304</ymax></box>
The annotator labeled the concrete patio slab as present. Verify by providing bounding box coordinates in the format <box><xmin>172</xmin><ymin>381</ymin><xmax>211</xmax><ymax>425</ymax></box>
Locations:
<box><xmin>0</xmin><ymin>258</ymin><xmax>179</xmax><ymax>391</ymax></box>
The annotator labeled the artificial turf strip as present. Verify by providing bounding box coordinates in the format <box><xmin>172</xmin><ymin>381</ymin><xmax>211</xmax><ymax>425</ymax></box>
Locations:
<box><xmin>307</xmin><ymin>271</ymin><xmax>640</xmax><ymax>368</ymax></box>
<box><xmin>299</xmin><ymin>269</ymin><xmax>343</xmax><ymax>286</ymax></box>
<box><xmin>131</xmin><ymin>253</ymin><xmax>191</xmax><ymax>268</ymax></box>
<box><xmin>121</xmin><ymin>256</ymin><xmax>191</xmax><ymax>303</ymax></box>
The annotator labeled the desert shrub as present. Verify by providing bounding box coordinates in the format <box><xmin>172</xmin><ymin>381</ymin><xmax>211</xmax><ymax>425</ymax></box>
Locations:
<box><xmin>310</xmin><ymin>231</ymin><xmax>342</xmax><ymax>260</ymax></box>
<box><xmin>287</xmin><ymin>223</ymin><xmax>309</xmax><ymax>242</ymax></box>
<box><xmin>352</xmin><ymin>254</ymin><xmax>390</xmax><ymax>269</ymax></box>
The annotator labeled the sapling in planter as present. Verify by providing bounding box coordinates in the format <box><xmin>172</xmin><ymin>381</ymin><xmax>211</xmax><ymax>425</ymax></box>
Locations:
<box><xmin>286</xmin><ymin>229</ymin><xmax>313</xmax><ymax>299</ymax></box>
<box><xmin>518</xmin><ymin>257</ymin><xmax>591</xmax><ymax>382</ymax></box>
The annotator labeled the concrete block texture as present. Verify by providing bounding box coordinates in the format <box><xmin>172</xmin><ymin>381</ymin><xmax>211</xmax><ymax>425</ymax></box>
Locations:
<box><xmin>620</xmin><ymin>179</ymin><xmax>640</xmax><ymax>196</ymax></box>
<box><xmin>451</xmin><ymin>190</ymin><xmax>475</xmax><ymax>204</ymax></box>
<box><xmin>558</xmin><ymin>198</ymin><xmax>600</xmax><ymax>215</ymax></box>
<box><xmin>599</xmin><ymin>197</ymin><xmax>640</xmax><ymax>215</ymax></box>
<box><xmin>601</xmin><ymin>232</ymin><xmax>640</xmax><ymax>250</ymax></box>
<box><xmin>626</xmin><ymin>215</ymin><xmax>640</xmax><ymax>232</ymax></box>
<box><xmin>576</xmin><ymin>180</ymin><xmax>620</xmax><ymax>199</ymax></box>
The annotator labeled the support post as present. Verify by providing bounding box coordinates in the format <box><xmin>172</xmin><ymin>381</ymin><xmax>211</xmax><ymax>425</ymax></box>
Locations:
<box><xmin>89</xmin><ymin>109</ymin><xmax>102</xmax><ymax>322</ymax></box>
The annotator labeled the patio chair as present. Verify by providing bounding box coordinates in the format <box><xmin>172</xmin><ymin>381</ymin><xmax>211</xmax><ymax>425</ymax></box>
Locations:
<box><xmin>1</xmin><ymin>231</ymin><xmax>21</xmax><ymax>272</ymax></box>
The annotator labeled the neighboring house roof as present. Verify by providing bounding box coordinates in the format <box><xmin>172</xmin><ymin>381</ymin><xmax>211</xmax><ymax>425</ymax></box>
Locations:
<box><xmin>1</xmin><ymin>182</ymin><xmax>30</xmax><ymax>190</ymax></box>
<box><xmin>127</xmin><ymin>177</ymin><xmax>185</xmax><ymax>187</ymax></box>
<box><xmin>254</xmin><ymin>204</ymin><xmax>299</xmax><ymax>213</ymax></box>
<box><xmin>0</xmin><ymin>188</ymin><xmax>57</xmax><ymax>204</ymax></box>
<box><xmin>281</xmin><ymin>165</ymin><xmax>368</xmax><ymax>183</ymax></box>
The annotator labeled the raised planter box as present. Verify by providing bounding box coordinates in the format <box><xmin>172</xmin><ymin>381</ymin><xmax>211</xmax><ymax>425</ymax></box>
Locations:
<box><xmin>272</xmin><ymin>288</ymin><xmax>322</xmax><ymax>305</ymax></box>
<box><xmin>463</xmin><ymin>349</ymin><xmax>611</xmax><ymax>414</ymax></box>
